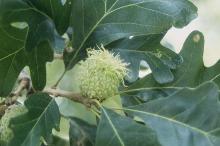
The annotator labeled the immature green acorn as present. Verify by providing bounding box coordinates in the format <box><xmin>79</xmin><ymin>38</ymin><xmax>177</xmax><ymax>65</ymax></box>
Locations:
<box><xmin>78</xmin><ymin>46</ymin><xmax>129</xmax><ymax>101</ymax></box>
<box><xmin>0</xmin><ymin>105</ymin><xmax>27</xmax><ymax>145</ymax></box>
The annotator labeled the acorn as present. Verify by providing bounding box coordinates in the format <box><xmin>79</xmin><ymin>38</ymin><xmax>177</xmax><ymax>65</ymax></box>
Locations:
<box><xmin>0</xmin><ymin>105</ymin><xmax>27</xmax><ymax>145</ymax></box>
<box><xmin>78</xmin><ymin>46</ymin><xmax>129</xmax><ymax>101</ymax></box>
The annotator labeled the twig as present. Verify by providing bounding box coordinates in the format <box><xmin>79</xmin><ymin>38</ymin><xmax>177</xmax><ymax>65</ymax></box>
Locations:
<box><xmin>14</xmin><ymin>78</ymin><xmax>29</xmax><ymax>96</ymax></box>
<box><xmin>8</xmin><ymin>72</ymin><xmax>31</xmax><ymax>103</ymax></box>
<box><xmin>43</xmin><ymin>88</ymin><xmax>99</xmax><ymax>108</ymax></box>
<box><xmin>4</xmin><ymin>67</ymin><xmax>99</xmax><ymax>111</ymax></box>
<box><xmin>0</xmin><ymin>74</ymin><xmax>30</xmax><ymax>116</ymax></box>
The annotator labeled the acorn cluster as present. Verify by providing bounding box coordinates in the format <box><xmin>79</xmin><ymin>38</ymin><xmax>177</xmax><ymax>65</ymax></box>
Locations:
<box><xmin>78</xmin><ymin>46</ymin><xmax>128</xmax><ymax>101</ymax></box>
<box><xmin>0</xmin><ymin>105</ymin><xmax>27</xmax><ymax>144</ymax></box>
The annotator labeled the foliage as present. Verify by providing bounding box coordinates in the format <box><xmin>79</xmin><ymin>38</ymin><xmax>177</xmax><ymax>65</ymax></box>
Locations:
<box><xmin>8</xmin><ymin>93</ymin><xmax>60</xmax><ymax>146</ymax></box>
<box><xmin>122</xmin><ymin>31</ymin><xmax>220</xmax><ymax>105</ymax></box>
<box><xmin>0</xmin><ymin>0</ymin><xmax>220</xmax><ymax>146</ymax></box>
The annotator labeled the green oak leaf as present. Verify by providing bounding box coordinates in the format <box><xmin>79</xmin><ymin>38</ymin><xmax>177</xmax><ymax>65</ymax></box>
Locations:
<box><xmin>0</xmin><ymin>27</ymin><xmax>27</xmax><ymax>96</ymax></box>
<box><xmin>124</xmin><ymin>82</ymin><xmax>220</xmax><ymax>146</ymax></box>
<box><xmin>64</xmin><ymin>0</ymin><xmax>197</xmax><ymax>83</ymax></box>
<box><xmin>108</xmin><ymin>34</ymin><xmax>183</xmax><ymax>83</ymax></box>
<box><xmin>69</xmin><ymin>118</ymin><xmax>97</xmax><ymax>146</ymax></box>
<box><xmin>0</xmin><ymin>0</ymin><xmax>65</xmax><ymax>96</ymax></box>
<box><xmin>0</xmin><ymin>0</ymin><xmax>65</xmax><ymax>52</ymax></box>
<box><xmin>27</xmin><ymin>0</ymin><xmax>72</xmax><ymax>35</ymax></box>
<box><xmin>8</xmin><ymin>93</ymin><xmax>60</xmax><ymax>146</ymax></box>
<box><xmin>122</xmin><ymin>30</ymin><xmax>220</xmax><ymax>104</ymax></box>
<box><xmin>96</xmin><ymin>107</ymin><xmax>161</xmax><ymax>146</ymax></box>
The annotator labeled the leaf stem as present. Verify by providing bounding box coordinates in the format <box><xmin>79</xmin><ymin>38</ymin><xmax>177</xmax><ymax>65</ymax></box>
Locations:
<box><xmin>90</xmin><ymin>108</ymin><xmax>101</xmax><ymax>118</ymax></box>
<box><xmin>52</xmin><ymin>70</ymin><xmax>67</xmax><ymax>88</ymax></box>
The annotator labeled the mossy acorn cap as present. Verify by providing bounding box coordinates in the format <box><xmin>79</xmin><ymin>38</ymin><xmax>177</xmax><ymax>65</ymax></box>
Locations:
<box><xmin>79</xmin><ymin>45</ymin><xmax>129</xmax><ymax>100</ymax></box>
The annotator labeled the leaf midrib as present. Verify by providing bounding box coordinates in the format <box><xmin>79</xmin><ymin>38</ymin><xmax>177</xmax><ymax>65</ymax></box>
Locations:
<box><xmin>123</xmin><ymin>108</ymin><xmax>215</xmax><ymax>145</ymax></box>
<box><xmin>121</xmin><ymin>86</ymin><xmax>220</xmax><ymax>94</ymax></box>
<box><xmin>22</xmin><ymin>99</ymin><xmax>55</xmax><ymax>145</ymax></box>
<box><xmin>102</xmin><ymin>108</ymin><xmax>125</xmax><ymax>146</ymax></box>
<box><xmin>69</xmin><ymin>0</ymin><xmax>175</xmax><ymax>69</ymax></box>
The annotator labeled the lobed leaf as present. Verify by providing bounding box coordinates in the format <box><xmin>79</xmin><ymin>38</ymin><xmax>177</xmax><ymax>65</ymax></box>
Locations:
<box><xmin>125</xmin><ymin>82</ymin><xmax>220</xmax><ymax>146</ymax></box>
<box><xmin>108</xmin><ymin>34</ymin><xmax>183</xmax><ymax>83</ymax></box>
<box><xmin>0</xmin><ymin>0</ymin><xmax>65</xmax><ymax>96</ymax></box>
<box><xmin>64</xmin><ymin>0</ymin><xmax>197</xmax><ymax>83</ymax></box>
<box><xmin>69</xmin><ymin>118</ymin><xmax>96</xmax><ymax>146</ymax></box>
<box><xmin>26</xmin><ymin>0</ymin><xmax>72</xmax><ymax>35</ymax></box>
<box><xmin>96</xmin><ymin>107</ymin><xmax>161</xmax><ymax>146</ymax></box>
<box><xmin>122</xmin><ymin>30</ymin><xmax>220</xmax><ymax>105</ymax></box>
<box><xmin>9</xmin><ymin>93</ymin><xmax>60</xmax><ymax>146</ymax></box>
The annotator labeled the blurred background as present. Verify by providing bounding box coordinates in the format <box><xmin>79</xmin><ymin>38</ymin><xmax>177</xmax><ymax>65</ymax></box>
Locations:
<box><xmin>164</xmin><ymin>0</ymin><xmax>220</xmax><ymax>66</ymax></box>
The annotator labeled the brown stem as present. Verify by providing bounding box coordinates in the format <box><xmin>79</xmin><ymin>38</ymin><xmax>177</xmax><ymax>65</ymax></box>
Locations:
<box><xmin>14</xmin><ymin>79</ymin><xmax>29</xmax><ymax>96</ymax></box>
<box><xmin>43</xmin><ymin>88</ymin><xmax>98</xmax><ymax>108</ymax></box>
<box><xmin>0</xmin><ymin>76</ymin><xmax>30</xmax><ymax>116</ymax></box>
